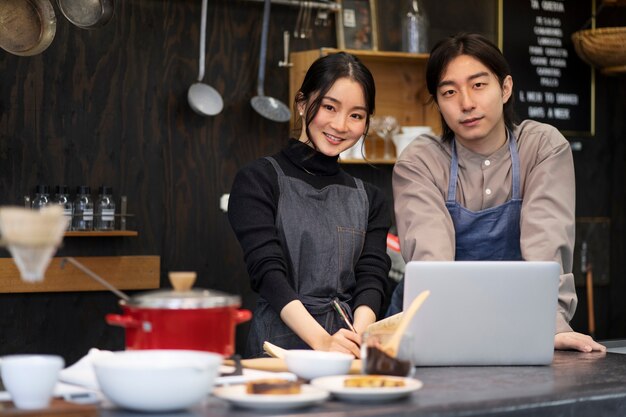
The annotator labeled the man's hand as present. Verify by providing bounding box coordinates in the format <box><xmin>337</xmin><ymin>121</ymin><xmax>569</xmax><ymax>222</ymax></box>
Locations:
<box><xmin>554</xmin><ymin>331</ymin><xmax>606</xmax><ymax>352</ymax></box>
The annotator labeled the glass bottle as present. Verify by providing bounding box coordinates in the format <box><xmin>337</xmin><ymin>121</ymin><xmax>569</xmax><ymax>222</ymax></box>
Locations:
<box><xmin>402</xmin><ymin>0</ymin><xmax>428</xmax><ymax>53</ymax></box>
<box><xmin>95</xmin><ymin>186</ymin><xmax>116</xmax><ymax>231</ymax></box>
<box><xmin>72</xmin><ymin>186</ymin><xmax>93</xmax><ymax>231</ymax></box>
<box><xmin>31</xmin><ymin>185</ymin><xmax>50</xmax><ymax>210</ymax></box>
<box><xmin>53</xmin><ymin>185</ymin><xmax>73</xmax><ymax>231</ymax></box>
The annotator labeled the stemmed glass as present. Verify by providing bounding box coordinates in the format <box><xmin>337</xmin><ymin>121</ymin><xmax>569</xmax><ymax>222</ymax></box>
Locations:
<box><xmin>370</xmin><ymin>116</ymin><xmax>400</xmax><ymax>160</ymax></box>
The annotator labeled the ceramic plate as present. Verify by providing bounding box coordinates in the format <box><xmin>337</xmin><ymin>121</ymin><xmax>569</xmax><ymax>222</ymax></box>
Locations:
<box><xmin>310</xmin><ymin>375</ymin><xmax>422</xmax><ymax>402</ymax></box>
<box><xmin>213</xmin><ymin>384</ymin><xmax>329</xmax><ymax>410</ymax></box>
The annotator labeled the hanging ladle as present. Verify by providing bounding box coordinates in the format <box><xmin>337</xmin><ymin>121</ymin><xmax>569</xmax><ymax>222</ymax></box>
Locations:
<box><xmin>61</xmin><ymin>257</ymin><xmax>130</xmax><ymax>302</ymax></box>
<box><xmin>187</xmin><ymin>0</ymin><xmax>223</xmax><ymax>116</ymax></box>
<box><xmin>250</xmin><ymin>0</ymin><xmax>291</xmax><ymax>123</ymax></box>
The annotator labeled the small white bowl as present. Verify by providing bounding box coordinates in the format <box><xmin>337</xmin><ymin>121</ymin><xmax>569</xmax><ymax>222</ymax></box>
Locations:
<box><xmin>393</xmin><ymin>126</ymin><xmax>433</xmax><ymax>157</ymax></box>
<box><xmin>284</xmin><ymin>350</ymin><xmax>353</xmax><ymax>380</ymax></box>
<box><xmin>400</xmin><ymin>126</ymin><xmax>433</xmax><ymax>137</ymax></box>
<box><xmin>93</xmin><ymin>349</ymin><xmax>222</xmax><ymax>412</ymax></box>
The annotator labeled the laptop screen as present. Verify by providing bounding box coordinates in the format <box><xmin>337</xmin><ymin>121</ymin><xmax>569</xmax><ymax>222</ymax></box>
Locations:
<box><xmin>403</xmin><ymin>261</ymin><xmax>559</xmax><ymax>366</ymax></box>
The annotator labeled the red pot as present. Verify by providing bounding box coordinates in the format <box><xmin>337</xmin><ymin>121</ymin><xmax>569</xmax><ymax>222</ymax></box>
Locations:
<box><xmin>106</xmin><ymin>283</ymin><xmax>251</xmax><ymax>357</ymax></box>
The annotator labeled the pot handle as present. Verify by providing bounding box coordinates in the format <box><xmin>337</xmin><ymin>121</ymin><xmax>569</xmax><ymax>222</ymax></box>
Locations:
<box><xmin>106</xmin><ymin>314</ymin><xmax>141</xmax><ymax>328</ymax></box>
<box><xmin>234</xmin><ymin>309</ymin><xmax>252</xmax><ymax>324</ymax></box>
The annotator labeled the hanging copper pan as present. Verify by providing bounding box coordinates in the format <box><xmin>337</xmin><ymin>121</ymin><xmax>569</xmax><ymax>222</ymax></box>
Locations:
<box><xmin>0</xmin><ymin>0</ymin><xmax>57</xmax><ymax>56</ymax></box>
<box><xmin>56</xmin><ymin>0</ymin><xmax>114</xmax><ymax>30</ymax></box>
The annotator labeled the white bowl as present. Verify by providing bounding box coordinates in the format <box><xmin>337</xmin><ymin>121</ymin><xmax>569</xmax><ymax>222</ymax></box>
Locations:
<box><xmin>93</xmin><ymin>349</ymin><xmax>222</xmax><ymax>412</ymax></box>
<box><xmin>284</xmin><ymin>350</ymin><xmax>353</xmax><ymax>380</ymax></box>
<box><xmin>400</xmin><ymin>126</ymin><xmax>433</xmax><ymax>136</ymax></box>
<box><xmin>392</xmin><ymin>126</ymin><xmax>433</xmax><ymax>157</ymax></box>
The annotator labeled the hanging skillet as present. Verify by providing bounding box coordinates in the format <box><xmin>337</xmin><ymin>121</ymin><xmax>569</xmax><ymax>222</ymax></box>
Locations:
<box><xmin>56</xmin><ymin>0</ymin><xmax>114</xmax><ymax>29</ymax></box>
<box><xmin>0</xmin><ymin>0</ymin><xmax>56</xmax><ymax>56</ymax></box>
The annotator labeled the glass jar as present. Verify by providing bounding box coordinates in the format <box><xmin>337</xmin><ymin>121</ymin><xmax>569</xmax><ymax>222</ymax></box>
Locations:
<box><xmin>31</xmin><ymin>185</ymin><xmax>50</xmax><ymax>210</ymax></box>
<box><xmin>95</xmin><ymin>186</ymin><xmax>116</xmax><ymax>231</ymax></box>
<box><xmin>72</xmin><ymin>186</ymin><xmax>93</xmax><ymax>231</ymax></box>
<box><xmin>53</xmin><ymin>185</ymin><xmax>73</xmax><ymax>231</ymax></box>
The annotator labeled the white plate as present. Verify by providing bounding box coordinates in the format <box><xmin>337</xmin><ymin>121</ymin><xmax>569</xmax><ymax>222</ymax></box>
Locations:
<box><xmin>213</xmin><ymin>384</ymin><xmax>329</xmax><ymax>410</ymax></box>
<box><xmin>310</xmin><ymin>375</ymin><xmax>422</xmax><ymax>402</ymax></box>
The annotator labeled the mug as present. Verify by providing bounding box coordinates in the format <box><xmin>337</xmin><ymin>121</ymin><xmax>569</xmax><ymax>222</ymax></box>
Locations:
<box><xmin>0</xmin><ymin>354</ymin><xmax>64</xmax><ymax>409</ymax></box>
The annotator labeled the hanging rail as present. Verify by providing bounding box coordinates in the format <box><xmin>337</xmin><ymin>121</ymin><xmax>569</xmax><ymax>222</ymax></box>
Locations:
<box><xmin>242</xmin><ymin>0</ymin><xmax>341</xmax><ymax>12</ymax></box>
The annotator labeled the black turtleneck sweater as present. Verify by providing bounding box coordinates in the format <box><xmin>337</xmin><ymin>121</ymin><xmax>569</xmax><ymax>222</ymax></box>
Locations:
<box><xmin>228</xmin><ymin>139</ymin><xmax>391</xmax><ymax>318</ymax></box>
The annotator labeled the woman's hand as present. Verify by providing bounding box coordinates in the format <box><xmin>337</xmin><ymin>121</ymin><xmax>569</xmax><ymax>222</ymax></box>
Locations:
<box><xmin>554</xmin><ymin>331</ymin><xmax>606</xmax><ymax>352</ymax></box>
<box><xmin>323</xmin><ymin>328</ymin><xmax>362</xmax><ymax>357</ymax></box>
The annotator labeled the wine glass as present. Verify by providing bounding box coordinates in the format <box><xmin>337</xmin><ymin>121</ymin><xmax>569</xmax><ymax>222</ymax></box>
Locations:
<box><xmin>371</xmin><ymin>116</ymin><xmax>400</xmax><ymax>160</ymax></box>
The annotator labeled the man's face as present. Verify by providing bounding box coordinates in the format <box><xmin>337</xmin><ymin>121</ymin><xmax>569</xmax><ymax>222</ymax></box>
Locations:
<box><xmin>436</xmin><ymin>54</ymin><xmax>512</xmax><ymax>153</ymax></box>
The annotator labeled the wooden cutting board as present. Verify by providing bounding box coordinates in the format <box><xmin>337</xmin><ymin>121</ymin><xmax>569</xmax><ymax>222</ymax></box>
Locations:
<box><xmin>0</xmin><ymin>399</ymin><xmax>97</xmax><ymax>417</ymax></box>
<box><xmin>224</xmin><ymin>357</ymin><xmax>362</xmax><ymax>374</ymax></box>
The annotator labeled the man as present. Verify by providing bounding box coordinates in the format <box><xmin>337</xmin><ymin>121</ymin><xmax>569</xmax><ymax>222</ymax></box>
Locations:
<box><xmin>390</xmin><ymin>33</ymin><xmax>604</xmax><ymax>353</ymax></box>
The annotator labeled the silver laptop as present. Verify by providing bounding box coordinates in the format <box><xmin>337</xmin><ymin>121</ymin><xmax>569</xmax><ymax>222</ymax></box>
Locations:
<box><xmin>403</xmin><ymin>261</ymin><xmax>560</xmax><ymax>366</ymax></box>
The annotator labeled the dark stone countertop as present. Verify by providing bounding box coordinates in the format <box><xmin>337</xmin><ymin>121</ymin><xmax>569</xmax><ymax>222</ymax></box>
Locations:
<box><xmin>101</xmin><ymin>351</ymin><xmax>626</xmax><ymax>417</ymax></box>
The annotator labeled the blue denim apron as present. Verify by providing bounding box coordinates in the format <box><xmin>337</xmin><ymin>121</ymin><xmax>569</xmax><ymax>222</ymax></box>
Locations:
<box><xmin>387</xmin><ymin>132</ymin><xmax>523</xmax><ymax>315</ymax></box>
<box><xmin>245</xmin><ymin>156</ymin><xmax>369</xmax><ymax>358</ymax></box>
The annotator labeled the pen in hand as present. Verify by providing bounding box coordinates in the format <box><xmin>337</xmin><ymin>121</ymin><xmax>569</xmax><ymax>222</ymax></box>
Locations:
<box><xmin>332</xmin><ymin>298</ymin><xmax>358</xmax><ymax>334</ymax></box>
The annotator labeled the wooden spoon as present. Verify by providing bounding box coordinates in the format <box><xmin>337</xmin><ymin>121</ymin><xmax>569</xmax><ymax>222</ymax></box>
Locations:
<box><xmin>382</xmin><ymin>290</ymin><xmax>430</xmax><ymax>357</ymax></box>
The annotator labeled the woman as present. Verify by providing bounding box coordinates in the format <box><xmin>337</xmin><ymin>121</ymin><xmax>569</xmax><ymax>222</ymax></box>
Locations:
<box><xmin>390</xmin><ymin>33</ymin><xmax>604</xmax><ymax>353</ymax></box>
<box><xmin>228</xmin><ymin>52</ymin><xmax>391</xmax><ymax>358</ymax></box>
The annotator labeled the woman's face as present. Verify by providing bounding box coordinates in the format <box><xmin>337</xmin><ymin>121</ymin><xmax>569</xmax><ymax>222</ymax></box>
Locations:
<box><xmin>299</xmin><ymin>77</ymin><xmax>368</xmax><ymax>157</ymax></box>
<box><xmin>436</xmin><ymin>54</ymin><xmax>512</xmax><ymax>153</ymax></box>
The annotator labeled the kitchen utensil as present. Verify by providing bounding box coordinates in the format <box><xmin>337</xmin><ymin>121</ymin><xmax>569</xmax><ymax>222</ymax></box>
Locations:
<box><xmin>0</xmin><ymin>354</ymin><xmax>64</xmax><ymax>410</ymax></box>
<box><xmin>250</xmin><ymin>0</ymin><xmax>291</xmax><ymax>123</ymax></box>
<box><xmin>362</xmin><ymin>330</ymin><xmax>413</xmax><ymax>376</ymax></box>
<box><xmin>61</xmin><ymin>257</ymin><xmax>130</xmax><ymax>302</ymax></box>
<box><xmin>293</xmin><ymin>1</ymin><xmax>304</xmax><ymax>38</ymax></box>
<box><xmin>0</xmin><ymin>206</ymin><xmax>67</xmax><ymax>282</ymax></box>
<box><xmin>0</xmin><ymin>0</ymin><xmax>56</xmax><ymax>56</ymax></box>
<box><xmin>92</xmin><ymin>350</ymin><xmax>221</xmax><ymax>412</ymax></box>
<box><xmin>223</xmin><ymin>357</ymin><xmax>362</xmax><ymax>374</ymax></box>
<box><xmin>187</xmin><ymin>0</ymin><xmax>223</xmax><ymax>116</ymax></box>
<box><xmin>105</xmin><ymin>271</ymin><xmax>252</xmax><ymax>356</ymax></box>
<box><xmin>278</xmin><ymin>31</ymin><xmax>292</xmax><ymax>67</ymax></box>
<box><xmin>284</xmin><ymin>350</ymin><xmax>353</xmax><ymax>380</ymax></box>
<box><xmin>56</xmin><ymin>0</ymin><xmax>114</xmax><ymax>29</ymax></box>
<box><xmin>381</xmin><ymin>290</ymin><xmax>430</xmax><ymax>357</ymax></box>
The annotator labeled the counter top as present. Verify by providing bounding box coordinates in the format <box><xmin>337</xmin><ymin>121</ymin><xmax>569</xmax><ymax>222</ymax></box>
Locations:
<box><xmin>99</xmin><ymin>350</ymin><xmax>626</xmax><ymax>417</ymax></box>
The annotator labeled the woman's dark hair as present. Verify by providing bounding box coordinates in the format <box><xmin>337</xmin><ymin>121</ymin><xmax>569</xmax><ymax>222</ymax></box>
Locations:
<box><xmin>294</xmin><ymin>52</ymin><xmax>376</xmax><ymax>144</ymax></box>
<box><xmin>426</xmin><ymin>33</ymin><xmax>517</xmax><ymax>142</ymax></box>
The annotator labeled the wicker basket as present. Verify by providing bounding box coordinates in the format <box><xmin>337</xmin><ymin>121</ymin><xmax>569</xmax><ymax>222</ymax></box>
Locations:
<box><xmin>571</xmin><ymin>27</ymin><xmax>626</xmax><ymax>75</ymax></box>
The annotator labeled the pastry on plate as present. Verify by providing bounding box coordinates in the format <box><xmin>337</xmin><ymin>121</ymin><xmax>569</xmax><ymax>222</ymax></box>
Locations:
<box><xmin>246</xmin><ymin>378</ymin><xmax>302</xmax><ymax>395</ymax></box>
<box><xmin>343</xmin><ymin>375</ymin><xmax>406</xmax><ymax>388</ymax></box>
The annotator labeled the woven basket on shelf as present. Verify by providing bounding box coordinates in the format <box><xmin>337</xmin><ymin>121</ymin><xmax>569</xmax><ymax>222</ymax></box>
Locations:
<box><xmin>571</xmin><ymin>27</ymin><xmax>626</xmax><ymax>75</ymax></box>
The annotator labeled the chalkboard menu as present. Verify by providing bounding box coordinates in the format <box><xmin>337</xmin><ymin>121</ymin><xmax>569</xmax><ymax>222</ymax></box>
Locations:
<box><xmin>501</xmin><ymin>0</ymin><xmax>594</xmax><ymax>136</ymax></box>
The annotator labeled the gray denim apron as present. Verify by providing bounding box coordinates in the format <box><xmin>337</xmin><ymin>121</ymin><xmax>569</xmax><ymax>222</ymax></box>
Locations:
<box><xmin>387</xmin><ymin>131</ymin><xmax>523</xmax><ymax>316</ymax></box>
<box><xmin>245</xmin><ymin>156</ymin><xmax>369</xmax><ymax>358</ymax></box>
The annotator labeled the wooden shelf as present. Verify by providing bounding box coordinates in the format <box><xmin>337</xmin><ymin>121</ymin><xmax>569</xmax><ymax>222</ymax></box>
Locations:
<box><xmin>0</xmin><ymin>255</ymin><xmax>160</xmax><ymax>293</ymax></box>
<box><xmin>64</xmin><ymin>230</ymin><xmax>138</xmax><ymax>237</ymax></box>
<box><xmin>318</xmin><ymin>48</ymin><xmax>431</xmax><ymax>62</ymax></box>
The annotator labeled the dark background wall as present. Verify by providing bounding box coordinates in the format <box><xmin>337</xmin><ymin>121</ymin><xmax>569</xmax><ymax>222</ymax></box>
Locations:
<box><xmin>0</xmin><ymin>0</ymin><xmax>624</xmax><ymax>364</ymax></box>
